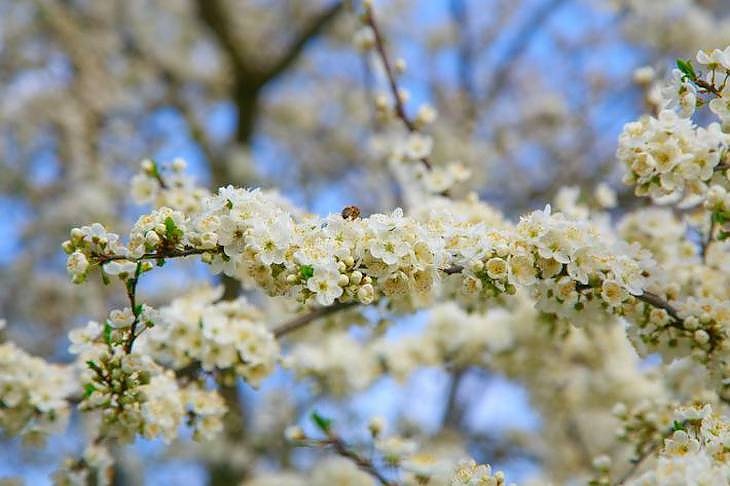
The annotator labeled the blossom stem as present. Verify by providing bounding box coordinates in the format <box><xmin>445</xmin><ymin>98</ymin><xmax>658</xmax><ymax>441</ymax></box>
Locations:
<box><xmin>273</xmin><ymin>301</ymin><xmax>360</xmax><ymax>338</ymax></box>
<box><xmin>363</xmin><ymin>4</ymin><xmax>432</xmax><ymax>170</ymax></box>
<box><xmin>124</xmin><ymin>262</ymin><xmax>143</xmax><ymax>354</ymax></box>
<box><xmin>701</xmin><ymin>217</ymin><xmax>716</xmax><ymax>263</ymax></box>
<box><xmin>307</xmin><ymin>436</ymin><xmax>395</xmax><ymax>486</ymax></box>
<box><xmin>95</xmin><ymin>247</ymin><xmax>212</xmax><ymax>264</ymax></box>
<box><xmin>635</xmin><ymin>291</ymin><xmax>682</xmax><ymax>323</ymax></box>
<box><xmin>694</xmin><ymin>78</ymin><xmax>723</xmax><ymax>97</ymax></box>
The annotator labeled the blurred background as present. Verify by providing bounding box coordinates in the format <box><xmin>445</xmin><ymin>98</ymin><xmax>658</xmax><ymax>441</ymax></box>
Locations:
<box><xmin>2</xmin><ymin>0</ymin><xmax>730</xmax><ymax>484</ymax></box>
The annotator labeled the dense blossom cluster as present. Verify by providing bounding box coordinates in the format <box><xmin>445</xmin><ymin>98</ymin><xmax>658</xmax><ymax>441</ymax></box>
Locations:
<box><xmin>0</xmin><ymin>341</ymin><xmax>75</xmax><ymax>443</ymax></box>
<box><xmin>137</xmin><ymin>285</ymin><xmax>278</xmax><ymax>387</ymax></box>
<box><xmin>618</xmin><ymin>110</ymin><xmax>728</xmax><ymax>205</ymax></box>
<box><xmin>65</xmin><ymin>186</ymin><xmax>659</xmax><ymax>321</ymax></box>
<box><xmin>6</xmin><ymin>8</ymin><xmax>730</xmax><ymax>484</ymax></box>
<box><xmin>619</xmin><ymin>47</ymin><xmax>730</xmax><ymax>207</ymax></box>
<box><xmin>52</xmin><ymin>148</ymin><xmax>730</xmax><ymax>483</ymax></box>
<box><xmin>613</xmin><ymin>402</ymin><xmax>730</xmax><ymax>485</ymax></box>
<box><xmin>68</xmin><ymin>314</ymin><xmax>226</xmax><ymax>444</ymax></box>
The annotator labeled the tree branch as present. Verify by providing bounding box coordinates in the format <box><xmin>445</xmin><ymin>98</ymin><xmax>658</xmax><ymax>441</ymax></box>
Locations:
<box><xmin>273</xmin><ymin>301</ymin><xmax>360</xmax><ymax>338</ymax></box>
<box><xmin>636</xmin><ymin>291</ymin><xmax>682</xmax><ymax>324</ymax></box>
<box><xmin>450</xmin><ymin>0</ymin><xmax>477</xmax><ymax>121</ymax></box>
<box><xmin>195</xmin><ymin>0</ymin><xmax>252</xmax><ymax>76</ymax></box>
<box><xmin>302</xmin><ymin>435</ymin><xmax>394</xmax><ymax>486</ymax></box>
<box><xmin>363</xmin><ymin>4</ymin><xmax>432</xmax><ymax>170</ymax></box>
<box><xmin>482</xmin><ymin>0</ymin><xmax>570</xmax><ymax>111</ymax></box>
<box><xmin>614</xmin><ymin>438</ymin><xmax>662</xmax><ymax>485</ymax></box>
<box><xmin>327</xmin><ymin>436</ymin><xmax>394</xmax><ymax>486</ymax></box>
<box><xmin>261</xmin><ymin>2</ymin><xmax>345</xmax><ymax>84</ymax></box>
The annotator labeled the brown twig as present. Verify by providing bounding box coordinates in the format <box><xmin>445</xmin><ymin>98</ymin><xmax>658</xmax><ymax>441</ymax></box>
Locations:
<box><xmin>695</xmin><ymin>78</ymin><xmax>723</xmax><ymax>97</ymax></box>
<box><xmin>636</xmin><ymin>291</ymin><xmax>682</xmax><ymax>324</ymax></box>
<box><xmin>701</xmin><ymin>217</ymin><xmax>716</xmax><ymax>263</ymax></box>
<box><xmin>124</xmin><ymin>262</ymin><xmax>143</xmax><ymax>353</ymax></box>
<box><xmin>305</xmin><ymin>436</ymin><xmax>394</xmax><ymax>486</ymax></box>
<box><xmin>273</xmin><ymin>301</ymin><xmax>359</xmax><ymax>338</ymax></box>
<box><xmin>363</xmin><ymin>4</ymin><xmax>432</xmax><ymax>170</ymax></box>
<box><xmin>95</xmin><ymin>247</ymin><xmax>211</xmax><ymax>264</ymax></box>
<box><xmin>614</xmin><ymin>439</ymin><xmax>662</xmax><ymax>485</ymax></box>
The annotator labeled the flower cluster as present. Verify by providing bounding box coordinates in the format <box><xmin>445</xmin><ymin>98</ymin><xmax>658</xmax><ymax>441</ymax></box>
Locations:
<box><xmin>53</xmin><ymin>444</ymin><xmax>114</xmax><ymax>486</ymax></box>
<box><xmin>617</xmin><ymin>402</ymin><xmax>730</xmax><ymax>485</ymax></box>
<box><xmin>618</xmin><ymin>208</ymin><xmax>697</xmax><ymax>267</ymax></box>
<box><xmin>67</xmin><ymin>177</ymin><xmax>665</xmax><ymax>324</ymax></box>
<box><xmin>70</xmin><ymin>318</ymin><xmax>226</xmax><ymax>444</ymax></box>
<box><xmin>696</xmin><ymin>47</ymin><xmax>730</xmax><ymax>128</ymax></box>
<box><xmin>137</xmin><ymin>285</ymin><xmax>279</xmax><ymax>387</ymax></box>
<box><xmin>131</xmin><ymin>158</ymin><xmax>210</xmax><ymax>213</ymax></box>
<box><xmin>284</xmin><ymin>332</ymin><xmax>381</xmax><ymax>395</ymax></box>
<box><xmin>620</xmin><ymin>46</ymin><xmax>730</xmax><ymax>208</ymax></box>
<box><xmin>617</xmin><ymin>109</ymin><xmax>728</xmax><ymax>205</ymax></box>
<box><xmin>0</xmin><ymin>341</ymin><xmax>75</xmax><ymax>443</ymax></box>
<box><xmin>450</xmin><ymin>459</ymin><xmax>511</xmax><ymax>486</ymax></box>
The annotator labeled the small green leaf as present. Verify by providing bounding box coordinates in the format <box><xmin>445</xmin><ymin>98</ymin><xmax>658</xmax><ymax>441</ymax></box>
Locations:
<box><xmin>86</xmin><ymin>360</ymin><xmax>102</xmax><ymax>376</ymax></box>
<box><xmin>311</xmin><ymin>410</ymin><xmax>332</xmax><ymax>433</ymax></box>
<box><xmin>100</xmin><ymin>269</ymin><xmax>110</xmax><ymax>286</ymax></box>
<box><xmin>164</xmin><ymin>216</ymin><xmax>183</xmax><ymax>240</ymax></box>
<box><xmin>149</xmin><ymin>160</ymin><xmax>162</xmax><ymax>179</ymax></box>
<box><xmin>300</xmin><ymin>265</ymin><xmax>314</xmax><ymax>280</ymax></box>
<box><xmin>134</xmin><ymin>303</ymin><xmax>144</xmax><ymax>316</ymax></box>
<box><xmin>676</xmin><ymin>59</ymin><xmax>697</xmax><ymax>81</ymax></box>
<box><xmin>103</xmin><ymin>321</ymin><xmax>113</xmax><ymax>345</ymax></box>
<box><xmin>672</xmin><ymin>420</ymin><xmax>686</xmax><ymax>432</ymax></box>
<box><xmin>83</xmin><ymin>383</ymin><xmax>96</xmax><ymax>398</ymax></box>
<box><xmin>712</xmin><ymin>211</ymin><xmax>729</xmax><ymax>224</ymax></box>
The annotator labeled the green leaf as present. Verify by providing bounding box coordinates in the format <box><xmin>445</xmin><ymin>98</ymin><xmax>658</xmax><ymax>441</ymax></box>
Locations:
<box><xmin>149</xmin><ymin>160</ymin><xmax>162</xmax><ymax>179</ymax></box>
<box><xmin>676</xmin><ymin>59</ymin><xmax>697</xmax><ymax>81</ymax></box>
<box><xmin>712</xmin><ymin>211</ymin><xmax>729</xmax><ymax>224</ymax></box>
<box><xmin>86</xmin><ymin>360</ymin><xmax>103</xmax><ymax>376</ymax></box>
<box><xmin>672</xmin><ymin>420</ymin><xmax>686</xmax><ymax>432</ymax></box>
<box><xmin>300</xmin><ymin>265</ymin><xmax>314</xmax><ymax>280</ymax></box>
<box><xmin>134</xmin><ymin>303</ymin><xmax>144</xmax><ymax>316</ymax></box>
<box><xmin>310</xmin><ymin>410</ymin><xmax>332</xmax><ymax>433</ymax></box>
<box><xmin>103</xmin><ymin>321</ymin><xmax>113</xmax><ymax>346</ymax></box>
<box><xmin>164</xmin><ymin>216</ymin><xmax>183</xmax><ymax>241</ymax></box>
<box><xmin>83</xmin><ymin>383</ymin><xmax>96</xmax><ymax>398</ymax></box>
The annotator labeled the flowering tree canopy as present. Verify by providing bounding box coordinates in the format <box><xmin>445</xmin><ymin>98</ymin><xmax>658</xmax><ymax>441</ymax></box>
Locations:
<box><xmin>4</xmin><ymin>0</ymin><xmax>730</xmax><ymax>485</ymax></box>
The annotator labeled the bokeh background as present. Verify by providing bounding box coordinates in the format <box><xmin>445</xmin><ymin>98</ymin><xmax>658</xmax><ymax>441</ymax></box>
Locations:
<box><xmin>2</xmin><ymin>0</ymin><xmax>730</xmax><ymax>483</ymax></box>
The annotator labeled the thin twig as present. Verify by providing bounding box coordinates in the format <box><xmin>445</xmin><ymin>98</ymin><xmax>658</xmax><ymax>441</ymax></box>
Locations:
<box><xmin>442</xmin><ymin>367</ymin><xmax>466</xmax><ymax>428</ymax></box>
<box><xmin>450</xmin><ymin>0</ymin><xmax>477</xmax><ymax>122</ymax></box>
<box><xmin>701</xmin><ymin>217</ymin><xmax>716</xmax><ymax>263</ymax></box>
<box><xmin>261</xmin><ymin>2</ymin><xmax>344</xmax><ymax>84</ymax></box>
<box><xmin>482</xmin><ymin>0</ymin><xmax>569</xmax><ymax>112</ymax></box>
<box><xmin>695</xmin><ymin>78</ymin><xmax>723</xmax><ymax>97</ymax></box>
<box><xmin>95</xmin><ymin>247</ymin><xmax>211</xmax><ymax>264</ymax></box>
<box><xmin>614</xmin><ymin>440</ymin><xmax>661</xmax><ymax>485</ymax></box>
<box><xmin>305</xmin><ymin>436</ymin><xmax>394</xmax><ymax>486</ymax></box>
<box><xmin>363</xmin><ymin>4</ymin><xmax>432</xmax><ymax>170</ymax></box>
<box><xmin>124</xmin><ymin>262</ymin><xmax>143</xmax><ymax>353</ymax></box>
<box><xmin>273</xmin><ymin>301</ymin><xmax>359</xmax><ymax>338</ymax></box>
<box><xmin>636</xmin><ymin>291</ymin><xmax>682</xmax><ymax>324</ymax></box>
